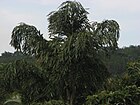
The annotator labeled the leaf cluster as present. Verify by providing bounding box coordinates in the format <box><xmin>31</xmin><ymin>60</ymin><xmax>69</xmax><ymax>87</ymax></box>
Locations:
<box><xmin>85</xmin><ymin>60</ymin><xmax>140</xmax><ymax>105</ymax></box>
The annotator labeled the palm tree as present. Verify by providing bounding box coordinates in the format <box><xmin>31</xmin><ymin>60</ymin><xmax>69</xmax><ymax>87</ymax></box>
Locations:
<box><xmin>46</xmin><ymin>1</ymin><xmax>119</xmax><ymax>105</ymax></box>
<box><xmin>9</xmin><ymin>1</ymin><xmax>120</xmax><ymax>105</ymax></box>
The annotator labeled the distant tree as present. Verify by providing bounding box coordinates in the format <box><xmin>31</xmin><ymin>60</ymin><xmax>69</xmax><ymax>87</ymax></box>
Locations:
<box><xmin>1</xmin><ymin>51</ymin><xmax>13</xmax><ymax>57</ymax></box>
<box><xmin>0</xmin><ymin>51</ymin><xmax>34</xmax><ymax>63</ymax></box>
<box><xmin>106</xmin><ymin>45</ymin><xmax>140</xmax><ymax>74</ymax></box>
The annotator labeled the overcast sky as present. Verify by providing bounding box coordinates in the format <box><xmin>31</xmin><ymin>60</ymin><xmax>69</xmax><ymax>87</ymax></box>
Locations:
<box><xmin>0</xmin><ymin>0</ymin><xmax>140</xmax><ymax>54</ymax></box>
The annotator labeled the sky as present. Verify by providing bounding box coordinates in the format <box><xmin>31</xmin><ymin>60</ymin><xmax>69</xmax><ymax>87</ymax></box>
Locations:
<box><xmin>0</xmin><ymin>0</ymin><xmax>140</xmax><ymax>54</ymax></box>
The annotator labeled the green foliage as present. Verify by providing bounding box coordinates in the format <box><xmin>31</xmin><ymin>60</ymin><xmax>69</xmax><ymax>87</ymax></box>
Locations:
<box><xmin>44</xmin><ymin>100</ymin><xmax>65</xmax><ymax>105</ymax></box>
<box><xmin>4</xmin><ymin>92</ymin><xmax>22</xmax><ymax>105</ymax></box>
<box><xmin>85</xmin><ymin>85</ymin><xmax>140</xmax><ymax>105</ymax></box>
<box><xmin>0</xmin><ymin>51</ymin><xmax>34</xmax><ymax>63</ymax></box>
<box><xmin>45</xmin><ymin>1</ymin><xmax>119</xmax><ymax>104</ymax></box>
<box><xmin>0</xmin><ymin>63</ymin><xmax>9</xmax><ymax>104</ymax></box>
<box><xmin>48</xmin><ymin>1</ymin><xmax>89</xmax><ymax>38</ymax></box>
<box><xmin>10</xmin><ymin>23</ymin><xmax>47</xmax><ymax>56</ymax></box>
<box><xmin>92</xmin><ymin>20</ymin><xmax>119</xmax><ymax>51</ymax></box>
<box><xmin>107</xmin><ymin>45</ymin><xmax>140</xmax><ymax>74</ymax></box>
<box><xmin>122</xmin><ymin>60</ymin><xmax>140</xmax><ymax>87</ymax></box>
<box><xmin>31</xmin><ymin>100</ymin><xmax>65</xmax><ymax>105</ymax></box>
<box><xmin>1</xmin><ymin>1</ymin><xmax>120</xmax><ymax>105</ymax></box>
<box><xmin>0</xmin><ymin>60</ymin><xmax>48</xmax><ymax>104</ymax></box>
<box><xmin>42</xmin><ymin>32</ymin><xmax>110</xmax><ymax>105</ymax></box>
<box><xmin>85</xmin><ymin>60</ymin><xmax>140</xmax><ymax>105</ymax></box>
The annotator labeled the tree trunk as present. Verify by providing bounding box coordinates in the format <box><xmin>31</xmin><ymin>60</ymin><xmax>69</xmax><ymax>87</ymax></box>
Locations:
<box><xmin>66</xmin><ymin>85</ymin><xmax>76</xmax><ymax>105</ymax></box>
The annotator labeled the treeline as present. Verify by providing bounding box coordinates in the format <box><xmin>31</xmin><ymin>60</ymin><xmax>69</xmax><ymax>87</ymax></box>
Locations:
<box><xmin>0</xmin><ymin>51</ymin><xmax>34</xmax><ymax>63</ymax></box>
<box><xmin>1</xmin><ymin>45</ymin><xmax>140</xmax><ymax>75</ymax></box>
<box><xmin>107</xmin><ymin>45</ymin><xmax>140</xmax><ymax>74</ymax></box>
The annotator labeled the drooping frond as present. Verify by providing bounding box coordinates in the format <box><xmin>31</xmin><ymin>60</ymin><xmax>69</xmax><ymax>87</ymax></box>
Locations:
<box><xmin>10</xmin><ymin>23</ymin><xmax>48</xmax><ymax>56</ymax></box>
<box><xmin>48</xmin><ymin>1</ymin><xmax>89</xmax><ymax>38</ymax></box>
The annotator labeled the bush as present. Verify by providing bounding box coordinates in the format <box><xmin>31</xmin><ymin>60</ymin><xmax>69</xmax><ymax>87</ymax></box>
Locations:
<box><xmin>31</xmin><ymin>100</ymin><xmax>66</xmax><ymax>105</ymax></box>
<box><xmin>85</xmin><ymin>85</ymin><xmax>140</xmax><ymax>105</ymax></box>
<box><xmin>84</xmin><ymin>60</ymin><xmax>140</xmax><ymax>105</ymax></box>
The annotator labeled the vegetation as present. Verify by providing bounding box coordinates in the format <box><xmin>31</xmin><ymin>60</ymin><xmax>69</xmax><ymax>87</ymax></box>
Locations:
<box><xmin>0</xmin><ymin>1</ymin><xmax>139</xmax><ymax>105</ymax></box>
<box><xmin>85</xmin><ymin>60</ymin><xmax>140</xmax><ymax>105</ymax></box>
<box><xmin>107</xmin><ymin>45</ymin><xmax>140</xmax><ymax>74</ymax></box>
<box><xmin>0</xmin><ymin>51</ymin><xmax>34</xmax><ymax>63</ymax></box>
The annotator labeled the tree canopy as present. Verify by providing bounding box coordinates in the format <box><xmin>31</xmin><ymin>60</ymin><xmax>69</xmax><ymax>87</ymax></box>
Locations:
<box><xmin>1</xmin><ymin>1</ymin><xmax>120</xmax><ymax>105</ymax></box>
